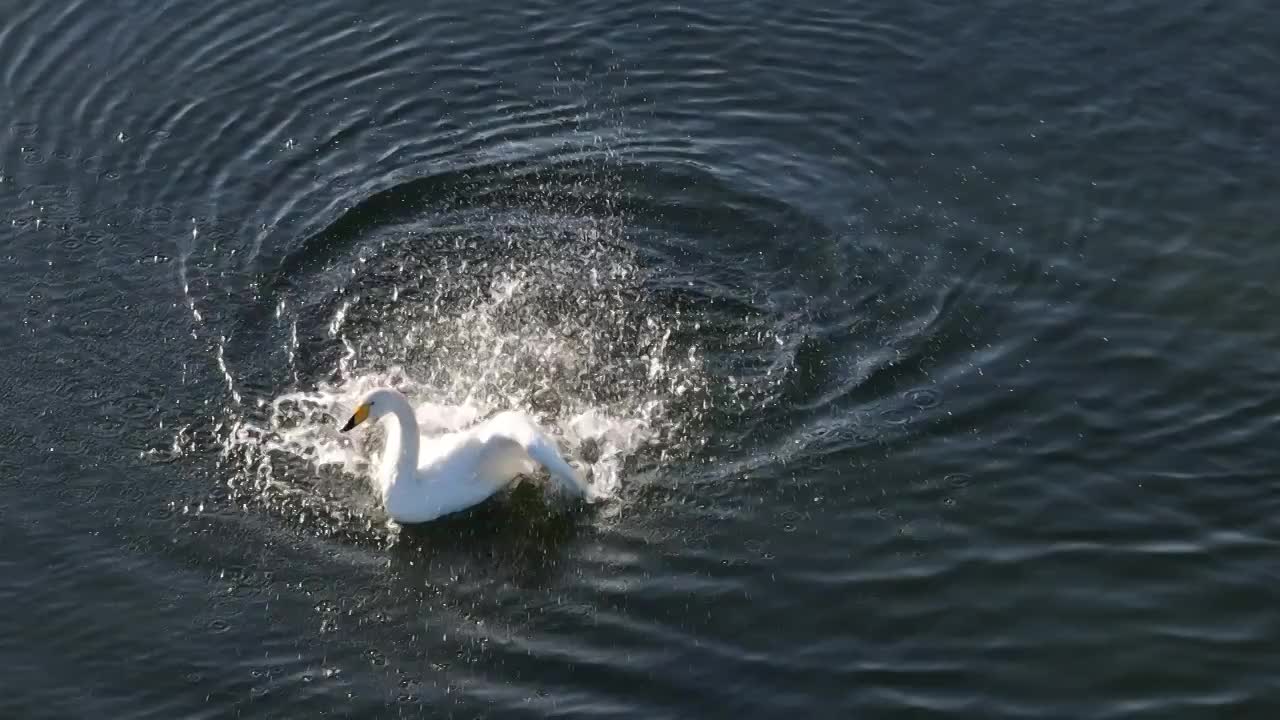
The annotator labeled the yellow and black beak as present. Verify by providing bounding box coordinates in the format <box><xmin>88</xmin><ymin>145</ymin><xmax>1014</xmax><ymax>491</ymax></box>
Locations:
<box><xmin>340</xmin><ymin>403</ymin><xmax>370</xmax><ymax>432</ymax></box>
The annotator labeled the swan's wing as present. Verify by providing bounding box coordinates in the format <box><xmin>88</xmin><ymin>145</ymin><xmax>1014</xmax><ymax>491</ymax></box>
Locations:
<box><xmin>482</xmin><ymin>411</ymin><xmax>593</xmax><ymax>498</ymax></box>
<box><xmin>523</xmin><ymin>432</ymin><xmax>592</xmax><ymax>498</ymax></box>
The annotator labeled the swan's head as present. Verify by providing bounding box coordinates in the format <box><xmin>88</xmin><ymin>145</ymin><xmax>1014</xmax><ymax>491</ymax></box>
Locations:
<box><xmin>339</xmin><ymin>388</ymin><xmax>404</xmax><ymax>432</ymax></box>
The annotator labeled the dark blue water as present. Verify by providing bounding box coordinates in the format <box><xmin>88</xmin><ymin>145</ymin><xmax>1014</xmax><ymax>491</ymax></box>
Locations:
<box><xmin>2</xmin><ymin>1</ymin><xmax>1278</xmax><ymax>717</ymax></box>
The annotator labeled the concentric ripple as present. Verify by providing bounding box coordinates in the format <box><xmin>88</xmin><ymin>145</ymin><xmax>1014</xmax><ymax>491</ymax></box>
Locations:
<box><xmin>7</xmin><ymin>0</ymin><xmax>1279</xmax><ymax>717</ymax></box>
<box><xmin>208</xmin><ymin>156</ymin><xmax>802</xmax><ymax>538</ymax></box>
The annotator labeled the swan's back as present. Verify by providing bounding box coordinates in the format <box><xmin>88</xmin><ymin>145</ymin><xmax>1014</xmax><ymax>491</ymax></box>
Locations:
<box><xmin>384</xmin><ymin>408</ymin><xmax>589</xmax><ymax>523</ymax></box>
<box><xmin>474</xmin><ymin>411</ymin><xmax>589</xmax><ymax>496</ymax></box>
<box><xmin>384</xmin><ymin>432</ymin><xmax>522</xmax><ymax>523</ymax></box>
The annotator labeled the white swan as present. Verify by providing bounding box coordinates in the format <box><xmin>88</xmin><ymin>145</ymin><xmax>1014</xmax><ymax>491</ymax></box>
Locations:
<box><xmin>339</xmin><ymin>387</ymin><xmax>592</xmax><ymax>523</ymax></box>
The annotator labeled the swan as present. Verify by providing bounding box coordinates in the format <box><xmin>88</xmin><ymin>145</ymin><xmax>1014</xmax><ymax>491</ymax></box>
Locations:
<box><xmin>339</xmin><ymin>387</ymin><xmax>592</xmax><ymax>523</ymax></box>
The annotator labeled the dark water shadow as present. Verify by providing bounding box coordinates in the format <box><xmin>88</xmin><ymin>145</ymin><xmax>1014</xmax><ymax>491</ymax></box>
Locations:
<box><xmin>386</xmin><ymin>481</ymin><xmax>589</xmax><ymax>590</ymax></box>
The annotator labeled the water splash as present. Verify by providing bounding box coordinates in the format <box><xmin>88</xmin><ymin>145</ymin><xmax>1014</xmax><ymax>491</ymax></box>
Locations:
<box><xmin>219</xmin><ymin>209</ymin><xmax>714</xmax><ymax>532</ymax></box>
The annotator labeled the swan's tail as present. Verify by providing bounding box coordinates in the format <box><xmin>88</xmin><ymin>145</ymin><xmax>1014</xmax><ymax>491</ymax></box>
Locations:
<box><xmin>525</xmin><ymin>434</ymin><xmax>594</xmax><ymax>499</ymax></box>
<box><xmin>487</xmin><ymin>411</ymin><xmax>595</xmax><ymax>500</ymax></box>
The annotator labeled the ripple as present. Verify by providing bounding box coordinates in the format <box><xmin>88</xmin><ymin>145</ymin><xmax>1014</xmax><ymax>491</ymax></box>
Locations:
<box><xmin>199</xmin><ymin>148</ymin><xmax>836</xmax><ymax>534</ymax></box>
<box><xmin>907</xmin><ymin>387</ymin><xmax>942</xmax><ymax>409</ymax></box>
<box><xmin>7</xmin><ymin>0</ymin><xmax>1278</xmax><ymax>717</ymax></box>
<box><xmin>8</xmin><ymin>121</ymin><xmax>40</xmax><ymax>138</ymax></box>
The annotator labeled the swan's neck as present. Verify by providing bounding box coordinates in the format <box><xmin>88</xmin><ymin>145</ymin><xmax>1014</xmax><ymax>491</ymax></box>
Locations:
<box><xmin>377</xmin><ymin>398</ymin><xmax>420</xmax><ymax>494</ymax></box>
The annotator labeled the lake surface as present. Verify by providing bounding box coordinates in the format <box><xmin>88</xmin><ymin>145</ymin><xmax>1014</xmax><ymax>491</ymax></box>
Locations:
<box><xmin>2</xmin><ymin>1</ymin><xmax>1278</xmax><ymax>717</ymax></box>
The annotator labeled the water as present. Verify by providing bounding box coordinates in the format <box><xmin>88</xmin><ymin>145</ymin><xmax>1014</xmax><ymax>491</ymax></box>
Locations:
<box><xmin>2</xmin><ymin>0</ymin><xmax>1278</xmax><ymax>717</ymax></box>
